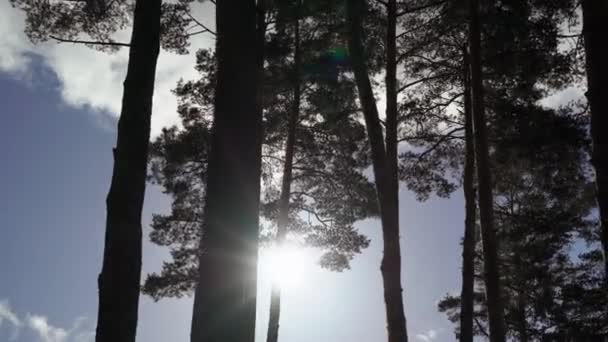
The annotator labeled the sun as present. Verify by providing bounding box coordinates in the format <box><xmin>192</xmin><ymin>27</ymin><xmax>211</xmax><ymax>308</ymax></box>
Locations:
<box><xmin>264</xmin><ymin>243</ymin><xmax>310</xmax><ymax>290</ymax></box>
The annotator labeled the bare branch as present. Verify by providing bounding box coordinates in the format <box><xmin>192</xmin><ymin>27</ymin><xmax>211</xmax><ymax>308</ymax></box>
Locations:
<box><xmin>186</xmin><ymin>13</ymin><xmax>216</xmax><ymax>36</ymax></box>
<box><xmin>300</xmin><ymin>207</ymin><xmax>332</xmax><ymax>227</ymax></box>
<box><xmin>557</xmin><ymin>33</ymin><xmax>582</xmax><ymax>38</ymax></box>
<box><xmin>475</xmin><ymin>318</ymin><xmax>489</xmax><ymax>337</ymax></box>
<box><xmin>372</xmin><ymin>0</ymin><xmax>389</xmax><ymax>6</ymax></box>
<box><xmin>396</xmin><ymin>0</ymin><xmax>447</xmax><ymax>17</ymax></box>
<box><xmin>410</xmin><ymin>126</ymin><xmax>465</xmax><ymax>159</ymax></box>
<box><xmin>187</xmin><ymin>29</ymin><xmax>212</xmax><ymax>37</ymax></box>
<box><xmin>408</xmin><ymin>54</ymin><xmax>459</xmax><ymax>71</ymax></box>
<box><xmin>49</xmin><ymin>35</ymin><xmax>130</xmax><ymax>47</ymax></box>
<box><xmin>397</xmin><ymin>72</ymin><xmax>451</xmax><ymax>93</ymax></box>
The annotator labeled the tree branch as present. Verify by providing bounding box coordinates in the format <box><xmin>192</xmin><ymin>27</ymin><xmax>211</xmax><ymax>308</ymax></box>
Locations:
<box><xmin>50</xmin><ymin>35</ymin><xmax>131</xmax><ymax>47</ymax></box>
<box><xmin>396</xmin><ymin>0</ymin><xmax>447</xmax><ymax>17</ymax></box>
<box><xmin>397</xmin><ymin>72</ymin><xmax>451</xmax><ymax>93</ymax></box>
<box><xmin>372</xmin><ymin>0</ymin><xmax>388</xmax><ymax>6</ymax></box>
<box><xmin>412</xmin><ymin>126</ymin><xmax>465</xmax><ymax>160</ymax></box>
<box><xmin>186</xmin><ymin>13</ymin><xmax>216</xmax><ymax>36</ymax></box>
<box><xmin>475</xmin><ymin>318</ymin><xmax>489</xmax><ymax>337</ymax></box>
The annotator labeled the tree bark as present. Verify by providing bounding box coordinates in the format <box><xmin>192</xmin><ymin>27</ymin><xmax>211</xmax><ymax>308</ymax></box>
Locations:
<box><xmin>581</xmin><ymin>0</ymin><xmax>608</xmax><ymax>280</ymax></box>
<box><xmin>95</xmin><ymin>0</ymin><xmax>161</xmax><ymax>341</ymax></box>
<box><xmin>347</xmin><ymin>1</ymin><xmax>408</xmax><ymax>341</ymax></box>
<box><xmin>467</xmin><ymin>0</ymin><xmax>506</xmax><ymax>341</ymax></box>
<box><xmin>190</xmin><ymin>1</ymin><xmax>262</xmax><ymax>341</ymax></box>
<box><xmin>266</xmin><ymin>8</ymin><xmax>300</xmax><ymax>342</ymax></box>
<box><xmin>459</xmin><ymin>47</ymin><xmax>475</xmax><ymax>342</ymax></box>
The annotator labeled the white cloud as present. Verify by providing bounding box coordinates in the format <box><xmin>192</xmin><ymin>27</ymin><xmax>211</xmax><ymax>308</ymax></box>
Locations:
<box><xmin>0</xmin><ymin>1</ymin><xmax>215</xmax><ymax>136</ymax></box>
<box><xmin>0</xmin><ymin>300</ymin><xmax>22</xmax><ymax>340</ymax></box>
<box><xmin>27</xmin><ymin>315</ymin><xmax>68</xmax><ymax>342</ymax></box>
<box><xmin>540</xmin><ymin>85</ymin><xmax>586</xmax><ymax>109</ymax></box>
<box><xmin>415</xmin><ymin>329</ymin><xmax>440</xmax><ymax>342</ymax></box>
<box><xmin>25</xmin><ymin>314</ymin><xmax>94</xmax><ymax>342</ymax></box>
<box><xmin>0</xmin><ymin>299</ymin><xmax>93</xmax><ymax>342</ymax></box>
<box><xmin>0</xmin><ymin>301</ymin><xmax>21</xmax><ymax>328</ymax></box>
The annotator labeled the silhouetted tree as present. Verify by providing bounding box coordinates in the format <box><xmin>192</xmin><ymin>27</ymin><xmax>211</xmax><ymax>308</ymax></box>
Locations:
<box><xmin>438</xmin><ymin>94</ymin><xmax>603</xmax><ymax>340</ymax></box>
<box><xmin>460</xmin><ymin>47</ymin><xmax>476</xmax><ymax>342</ymax></box>
<box><xmin>266</xmin><ymin>2</ymin><xmax>301</xmax><ymax>341</ymax></box>
<box><xmin>10</xmin><ymin>1</ymin><xmax>200</xmax><ymax>341</ymax></box>
<box><xmin>144</xmin><ymin>6</ymin><xmax>376</xmax><ymax>342</ymax></box>
<box><xmin>188</xmin><ymin>1</ymin><xmax>261</xmax><ymax>341</ymax></box>
<box><xmin>142</xmin><ymin>53</ymin><xmax>375</xmax><ymax>301</ymax></box>
<box><xmin>393</xmin><ymin>1</ymin><xmax>580</xmax><ymax>340</ymax></box>
<box><xmin>468</xmin><ymin>0</ymin><xmax>506</xmax><ymax>339</ymax></box>
<box><xmin>346</xmin><ymin>0</ymin><xmax>408</xmax><ymax>340</ymax></box>
<box><xmin>581</xmin><ymin>0</ymin><xmax>608</xmax><ymax>279</ymax></box>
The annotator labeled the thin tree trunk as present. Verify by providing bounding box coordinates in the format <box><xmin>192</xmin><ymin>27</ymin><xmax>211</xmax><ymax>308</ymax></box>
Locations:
<box><xmin>385</xmin><ymin>0</ymin><xmax>398</xmax><ymax>191</ymax></box>
<box><xmin>459</xmin><ymin>47</ymin><xmax>476</xmax><ymax>342</ymax></box>
<box><xmin>515</xmin><ymin>287</ymin><xmax>528</xmax><ymax>342</ymax></box>
<box><xmin>190</xmin><ymin>1</ymin><xmax>262</xmax><ymax>341</ymax></box>
<box><xmin>347</xmin><ymin>1</ymin><xmax>408</xmax><ymax>341</ymax></box>
<box><xmin>266</xmin><ymin>9</ymin><xmax>300</xmax><ymax>342</ymax></box>
<box><xmin>95</xmin><ymin>0</ymin><xmax>161</xmax><ymax>341</ymax></box>
<box><xmin>581</xmin><ymin>0</ymin><xmax>608</xmax><ymax>280</ymax></box>
<box><xmin>467</xmin><ymin>0</ymin><xmax>506</xmax><ymax>341</ymax></box>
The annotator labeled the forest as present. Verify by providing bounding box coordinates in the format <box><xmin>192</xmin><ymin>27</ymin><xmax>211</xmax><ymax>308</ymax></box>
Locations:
<box><xmin>6</xmin><ymin>0</ymin><xmax>608</xmax><ymax>341</ymax></box>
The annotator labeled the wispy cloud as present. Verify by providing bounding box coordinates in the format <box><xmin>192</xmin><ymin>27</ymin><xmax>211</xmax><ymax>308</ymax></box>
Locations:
<box><xmin>416</xmin><ymin>328</ymin><xmax>440</xmax><ymax>342</ymax></box>
<box><xmin>0</xmin><ymin>300</ymin><xmax>22</xmax><ymax>340</ymax></box>
<box><xmin>0</xmin><ymin>299</ymin><xmax>93</xmax><ymax>342</ymax></box>
<box><xmin>0</xmin><ymin>1</ymin><xmax>215</xmax><ymax>136</ymax></box>
<box><xmin>0</xmin><ymin>301</ymin><xmax>21</xmax><ymax>328</ymax></box>
<box><xmin>26</xmin><ymin>315</ymin><xmax>68</xmax><ymax>342</ymax></box>
<box><xmin>26</xmin><ymin>314</ymin><xmax>94</xmax><ymax>342</ymax></box>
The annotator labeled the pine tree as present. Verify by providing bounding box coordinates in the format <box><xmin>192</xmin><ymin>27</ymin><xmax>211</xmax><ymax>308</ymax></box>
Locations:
<box><xmin>10</xmin><ymin>1</ymin><xmax>200</xmax><ymax>341</ymax></box>
<box><xmin>438</xmin><ymin>89</ymin><xmax>603</xmax><ymax>340</ymax></box>
<box><xmin>189</xmin><ymin>1</ymin><xmax>261</xmax><ymax>341</ymax></box>
<box><xmin>10</xmin><ymin>1</ymin><xmax>209</xmax><ymax>336</ymax></box>
<box><xmin>468</xmin><ymin>0</ymin><xmax>506</xmax><ymax>339</ymax></box>
<box><xmin>581</xmin><ymin>0</ymin><xmax>608</xmax><ymax>280</ymax></box>
<box><xmin>346</xmin><ymin>0</ymin><xmax>410</xmax><ymax>340</ymax></box>
<box><xmin>395</xmin><ymin>2</ymin><xmax>579</xmax><ymax>340</ymax></box>
<box><xmin>460</xmin><ymin>47</ymin><xmax>476</xmax><ymax>342</ymax></box>
<box><xmin>95</xmin><ymin>2</ymin><xmax>162</xmax><ymax>341</ymax></box>
<box><xmin>144</xmin><ymin>6</ymin><xmax>376</xmax><ymax>341</ymax></box>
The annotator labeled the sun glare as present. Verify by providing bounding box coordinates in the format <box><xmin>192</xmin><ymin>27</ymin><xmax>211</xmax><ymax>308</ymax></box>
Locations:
<box><xmin>265</xmin><ymin>243</ymin><xmax>310</xmax><ymax>290</ymax></box>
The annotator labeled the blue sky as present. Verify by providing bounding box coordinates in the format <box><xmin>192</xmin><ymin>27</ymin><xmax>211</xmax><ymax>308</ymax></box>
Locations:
<box><xmin>0</xmin><ymin>2</ymin><xmax>556</xmax><ymax>342</ymax></box>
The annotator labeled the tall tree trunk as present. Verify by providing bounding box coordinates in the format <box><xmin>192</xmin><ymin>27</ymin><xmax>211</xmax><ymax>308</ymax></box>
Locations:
<box><xmin>190</xmin><ymin>1</ymin><xmax>262</xmax><ymax>341</ymax></box>
<box><xmin>95</xmin><ymin>0</ymin><xmax>161</xmax><ymax>341</ymax></box>
<box><xmin>347</xmin><ymin>1</ymin><xmax>408</xmax><ymax>341</ymax></box>
<box><xmin>266</xmin><ymin>9</ymin><xmax>300</xmax><ymax>342</ymax></box>
<box><xmin>467</xmin><ymin>0</ymin><xmax>506</xmax><ymax>341</ymax></box>
<box><xmin>459</xmin><ymin>47</ymin><xmax>476</xmax><ymax>342</ymax></box>
<box><xmin>515</xmin><ymin>292</ymin><xmax>528</xmax><ymax>342</ymax></box>
<box><xmin>385</xmin><ymin>0</ymin><xmax>398</xmax><ymax>191</ymax></box>
<box><xmin>581</xmin><ymin>0</ymin><xmax>608</xmax><ymax>280</ymax></box>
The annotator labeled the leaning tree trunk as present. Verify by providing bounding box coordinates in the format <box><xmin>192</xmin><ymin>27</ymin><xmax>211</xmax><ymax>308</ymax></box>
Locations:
<box><xmin>190</xmin><ymin>1</ymin><xmax>262</xmax><ymax>342</ymax></box>
<box><xmin>468</xmin><ymin>0</ymin><xmax>506</xmax><ymax>341</ymax></box>
<box><xmin>266</xmin><ymin>10</ymin><xmax>300</xmax><ymax>342</ymax></box>
<box><xmin>347</xmin><ymin>0</ymin><xmax>408</xmax><ymax>341</ymax></box>
<box><xmin>581</xmin><ymin>0</ymin><xmax>608</xmax><ymax>280</ymax></box>
<box><xmin>95</xmin><ymin>0</ymin><xmax>161</xmax><ymax>341</ymax></box>
<box><xmin>459</xmin><ymin>47</ymin><xmax>476</xmax><ymax>342</ymax></box>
